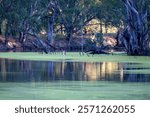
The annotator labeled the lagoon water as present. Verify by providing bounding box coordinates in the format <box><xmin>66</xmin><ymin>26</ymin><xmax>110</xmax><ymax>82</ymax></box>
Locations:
<box><xmin>0</xmin><ymin>59</ymin><xmax>150</xmax><ymax>99</ymax></box>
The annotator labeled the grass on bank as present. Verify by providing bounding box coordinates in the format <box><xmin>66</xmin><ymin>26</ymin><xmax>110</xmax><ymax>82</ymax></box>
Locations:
<box><xmin>0</xmin><ymin>52</ymin><xmax>149</xmax><ymax>64</ymax></box>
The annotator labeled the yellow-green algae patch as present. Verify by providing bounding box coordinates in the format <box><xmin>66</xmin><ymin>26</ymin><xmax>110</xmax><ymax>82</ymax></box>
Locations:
<box><xmin>0</xmin><ymin>52</ymin><xmax>149</xmax><ymax>64</ymax></box>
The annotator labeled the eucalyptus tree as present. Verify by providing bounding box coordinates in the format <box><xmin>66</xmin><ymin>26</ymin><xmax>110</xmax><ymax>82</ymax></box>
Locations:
<box><xmin>35</xmin><ymin>0</ymin><xmax>60</xmax><ymax>44</ymax></box>
<box><xmin>121</xmin><ymin>0</ymin><xmax>150</xmax><ymax>55</ymax></box>
<box><xmin>56</xmin><ymin>0</ymin><xmax>96</xmax><ymax>48</ymax></box>
<box><xmin>17</xmin><ymin>0</ymin><xmax>42</xmax><ymax>42</ymax></box>
<box><xmin>0</xmin><ymin>0</ymin><xmax>43</xmax><ymax>43</ymax></box>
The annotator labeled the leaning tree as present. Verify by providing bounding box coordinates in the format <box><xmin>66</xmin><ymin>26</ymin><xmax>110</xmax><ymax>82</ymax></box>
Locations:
<box><xmin>121</xmin><ymin>0</ymin><xmax>150</xmax><ymax>55</ymax></box>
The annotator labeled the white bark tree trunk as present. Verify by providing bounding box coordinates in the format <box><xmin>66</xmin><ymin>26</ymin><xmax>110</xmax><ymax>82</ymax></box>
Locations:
<box><xmin>122</xmin><ymin>0</ymin><xmax>149</xmax><ymax>55</ymax></box>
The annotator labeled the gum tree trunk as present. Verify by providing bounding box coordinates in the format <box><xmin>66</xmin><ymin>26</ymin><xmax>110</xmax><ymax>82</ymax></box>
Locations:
<box><xmin>122</xmin><ymin>0</ymin><xmax>149</xmax><ymax>55</ymax></box>
<box><xmin>66</xmin><ymin>27</ymin><xmax>74</xmax><ymax>50</ymax></box>
<box><xmin>48</xmin><ymin>15</ymin><xmax>54</xmax><ymax>44</ymax></box>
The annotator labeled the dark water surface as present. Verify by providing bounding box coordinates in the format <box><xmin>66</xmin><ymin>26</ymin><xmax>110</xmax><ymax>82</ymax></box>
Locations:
<box><xmin>0</xmin><ymin>59</ymin><xmax>150</xmax><ymax>99</ymax></box>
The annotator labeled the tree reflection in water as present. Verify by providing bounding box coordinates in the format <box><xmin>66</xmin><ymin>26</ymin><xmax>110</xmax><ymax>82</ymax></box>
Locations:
<box><xmin>0</xmin><ymin>59</ymin><xmax>150</xmax><ymax>82</ymax></box>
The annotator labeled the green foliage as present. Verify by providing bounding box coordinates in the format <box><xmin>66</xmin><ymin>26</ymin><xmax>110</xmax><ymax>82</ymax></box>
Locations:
<box><xmin>57</xmin><ymin>0</ymin><xmax>96</xmax><ymax>39</ymax></box>
<box><xmin>0</xmin><ymin>0</ymin><xmax>149</xmax><ymax>43</ymax></box>
<box><xmin>95</xmin><ymin>0</ymin><xmax>124</xmax><ymax>28</ymax></box>
<box><xmin>0</xmin><ymin>0</ymin><xmax>44</xmax><ymax>37</ymax></box>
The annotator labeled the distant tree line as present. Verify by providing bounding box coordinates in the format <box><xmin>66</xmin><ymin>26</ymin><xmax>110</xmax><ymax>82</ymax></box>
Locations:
<box><xmin>0</xmin><ymin>0</ymin><xmax>149</xmax><ymax>55</ymax></box>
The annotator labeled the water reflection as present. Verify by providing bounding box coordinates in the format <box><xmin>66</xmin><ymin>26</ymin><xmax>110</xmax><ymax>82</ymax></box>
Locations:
<box><xmin>0</xmin><ymin>59</ymin><xmax>150</xmax><ymax>82</ymax></box>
